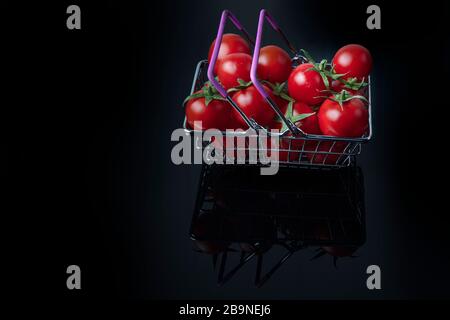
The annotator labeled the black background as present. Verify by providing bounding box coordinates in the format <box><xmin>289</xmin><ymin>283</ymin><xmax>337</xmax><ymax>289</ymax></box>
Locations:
<box><xmin>3</xmin><ymin>0</ymin><xmax>450</xmax><ymax>300</ymax></box>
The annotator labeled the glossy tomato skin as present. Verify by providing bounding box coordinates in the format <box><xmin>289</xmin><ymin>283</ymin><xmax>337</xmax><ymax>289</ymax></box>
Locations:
<box><xmin>216</xmin><ymin>53</ymin><xmax>252</xmax><ymax>89</ymax></box>
<box><xmin>288</xmin><ymin>63</ymin><xmax>327</xmax><ymax>106</ymax></box>
<box><xmin>231</xmin><ymin>85</ymin><xmax>276</xmax><ymax>128</ymax></box>
<box><xmin>293</xmin><ymin>102</ymin><xmax>321</xmax><ymax>135</ymax></box>
<box><xmin>318</xmin><ymin>98</ymin><xmax>368</xmax><ymax>137</ymax></box>
<box><xmin>257</xmin><ymin>45</ymin><xmax>292</xmax><ymax>84</ymax></box>
<box><xmin>268</xmin><ymin>120</ymin><xmax>283</xmax><ymax>131</ymax></box>
<box><xmin>185</xmin><ymin>91</ymin><xmax>231</xmax><ymax>131</ymax></box>
<box><xmin>332</xmin><ymin>44</ymin><xmax>372</xmax><ymax>81</ymax></box>
<box><xmin>208</xmin><ymin>33</ymin><xmax>251</xmax><ymax>73</ymax></box>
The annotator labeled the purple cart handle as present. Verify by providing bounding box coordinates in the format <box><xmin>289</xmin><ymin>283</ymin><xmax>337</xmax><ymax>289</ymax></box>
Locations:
<box><xmin>207</xmin><ymin>10</ymin><xmax>253</xmax><ymax>98</ymax></box>
<box><xmin>207</xmin><ymin>10</ymin><xmax>263</xmax><ymax>130</ymax></box>
<box><xmin>250</xmin><ymin>9</ymin><xmax>302</xmax><ymax>135</ymax></box>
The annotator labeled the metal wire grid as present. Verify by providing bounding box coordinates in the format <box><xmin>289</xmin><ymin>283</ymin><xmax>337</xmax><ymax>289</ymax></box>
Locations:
<box><xmin>183</xmin><ymin>60</ymin><xmax>371</xmax><ymax>168</ymax></box>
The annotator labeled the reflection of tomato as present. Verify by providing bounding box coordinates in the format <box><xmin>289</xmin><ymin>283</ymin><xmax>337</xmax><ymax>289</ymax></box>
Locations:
<box><xmin>311</xmin><ymin>245</ymin><xmax>359</xmax><ymax>267</ymax></box>
<box><xmin>208</xmin><ymin>33</ymin><xmax>251</xmax><ymax>73</ymax></box>
<box><xmin>194</xmin><ymin>239</ymin><xmax>228</xmax><ymax>254</ymax></box>
<box><xmin>231</xmin><ymin>85</ymin><xmax>276</xmax><ymax>128</ymax></box>
<box><xmin>185</xmin><ymin>90</ymin><xmax>231</xmax><ymax>131</ymax></box>
<box><xmin>288</xmin><ymin>63</ymin><xmax>327</xmax><ymax>105</ymax></box>
<box><xmin>332</xmin><ymin>44</ymin><xmax>372</xmax><ymax>81</ymax></box>
<box><xmin>322</xmin><ymin>246</ymin><xmax>358</xmax><ymax>257</ymax></box>
<box><xmin>318</xmin><ymin>97</ymin><xmax>368</xmax><ymax>137</ymax></box>
<box><xmin>192</xmin><ymin>212</ymin><xmax>229</xmax><ymax>254</ymax></box>
<box><xmin>257</xmin><ymin>45</ymin><xmax>292</xmax><ymax>84</ymax></box>
<box><xmin>240</xmin><ymin>241</ymin><xmax>272</xmax><ymax>253</ymax></box>
<box><xmin>217</xmin><ymin>53</ymin><xmax>252</xmax><ymax>89</ymax></box>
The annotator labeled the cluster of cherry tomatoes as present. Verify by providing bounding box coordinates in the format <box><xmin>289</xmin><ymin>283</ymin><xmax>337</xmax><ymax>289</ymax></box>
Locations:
<box><xmin>184</xmin><ymin>33</ymin><xmax>372</xmax><ymax>161</ymax></box>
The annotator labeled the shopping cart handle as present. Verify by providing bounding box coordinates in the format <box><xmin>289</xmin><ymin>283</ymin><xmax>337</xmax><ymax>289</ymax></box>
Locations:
<box><xmin>263</xmin><ymin>11</ymin><xmax>280</xmax><ymax>31</ymax></box>
<box><xmin>207</xmin><ymin>10</ymin><xmax>253</xmax><ymax>98</ymax></box>
<box><xmin>250</xmin><ymin>9</ymin><xmax>301</xmax><ymax>135</ymax></box>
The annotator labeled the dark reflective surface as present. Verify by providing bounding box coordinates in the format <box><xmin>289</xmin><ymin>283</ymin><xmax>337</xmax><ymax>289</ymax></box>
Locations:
<box><xmin>11</xmin><ymin>0</ymin><xmax>449</xmax><ymax>299</ymax></box>
<box><xmin>190</xmin><ymin>165</ymin><xmax>365</xmax><ymax>286</ymax></box>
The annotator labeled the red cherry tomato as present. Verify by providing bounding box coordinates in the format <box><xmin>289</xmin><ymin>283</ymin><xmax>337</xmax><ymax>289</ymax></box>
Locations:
<box><xmin>216</xmin><ymin>53</ymin><xmax>252</xmax><ymax>90</ymax></box>
<box><xmin>279</xmin><ymin>102</ymin><xmax>320</xmax><ymax>161</ymax></box>
<box><xmin>257</xmin><ymin>45</ymin><xmax>292</xmax><ymax>84</ymax></box>
<box><xmin>185</xmin><ymin>90</ymin><xmax>231</xmax><ymax>131</ymax></box>
<box><xmin>230</xmin><ymin>85</ymin><xmax>276</xmax><ymax>128</ymax></box>
<box><xmin>332</xmin><ymin>44</ymin><xmax>372</xmax><ymax>81</ymax></box>
<box><xmin>208</xmin><ymin>33</ymin><xmax>251</xmax><ymax>73</ymax></box>
<box><xmin>318</xmin><ymin>97</ymin><xmax>368</xmax><ymax>137</ymax></box>
<box><xmin>293</xmin><ymin>102</ymin><xmax>322</xmax><ymax>154</ymax></box>
<box><xmin>267</xmin><ymin>102</ymin><xmax>320</xmax><ymax>162</ymax></box>
<box><xmin>293</xmin><ymin>102</ymin><xmax>321</xmax><ymax>135</ymax></box>
<box><xmin>288</xmin><ymin>63</ymin><xmax>327</xmax><ymax>106</ymax></box>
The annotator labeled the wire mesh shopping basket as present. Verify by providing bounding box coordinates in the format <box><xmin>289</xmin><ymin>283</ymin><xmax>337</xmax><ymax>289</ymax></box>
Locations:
<box><xmin>182</xmin><ymin>9</ymin><xmax>373</xmax><ymax>168</ymax></box>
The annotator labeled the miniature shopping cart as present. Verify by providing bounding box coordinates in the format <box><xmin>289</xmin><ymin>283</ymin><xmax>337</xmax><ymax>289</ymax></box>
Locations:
<box><xmin>183</xmin><ymin>9</ymin><xmax>373</xmax><ymax>168</ymax></box>
<box><xmin>184</xmin><ymin>10</ymin><xmax>371</xmax><ymax>286</ymax></box>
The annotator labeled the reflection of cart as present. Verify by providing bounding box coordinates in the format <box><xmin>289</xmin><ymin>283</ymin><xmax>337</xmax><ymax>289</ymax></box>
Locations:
<box><xmin>190</xmin><ymin>164</ymin><xmax>366</xmax><ymax>287</ymax></box>
<box><xmin>182</xmin><ymin>10</ymin><xmax>373</xmax><ymax>168</ymax></box>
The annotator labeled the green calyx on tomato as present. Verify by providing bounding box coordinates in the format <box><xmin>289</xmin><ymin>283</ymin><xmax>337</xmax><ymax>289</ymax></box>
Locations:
<box><xmin>278</xmin><ymin>101</ymin><xmax>315</xmax><ymax>132</ymax></box>
<box><xmin>309</xmin><ymin>59</ymin><xmax>333</xmax><ymax>89</ymax></box>
<box><xmin>262</xmin><ymin>81</ymin><xmax>294</xmax><ymax>103</ymax></box>
<box><xmin>226</xmin><ymin>78</ymin><xmax>253</xmax><ymax>93</ymax></box>
<box><xmin>300</xmin><ymin>49</ymin><xmax>369</xmax><ymax>93</ymax></box>
<box><xmin>300</xmin><ymin>49</ymin><xmax>337</xmax><ymax>90</ymax></box>
<box><xmin>261</xmin><ymin>80</ymin><xmax>315</xmax><ymax>132</ymax></box>
<box><xmin>183</xmin><ymin>81</ymin><xmax>227</xmax><ymax>106</ymax></box>
<box><xmin>327</xmin><ymin>89</ymin><xmax>368</xmax><ymax>109</ymax></box>
<box><xmin>334</xmin><ymin>76</ymin><xmax>368</xmax><ymax>91</ymax></box>
<box><xmin>261</xmin><ymin>81</ymin><xmax>298</xmax><ymax>128</ymax></box>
